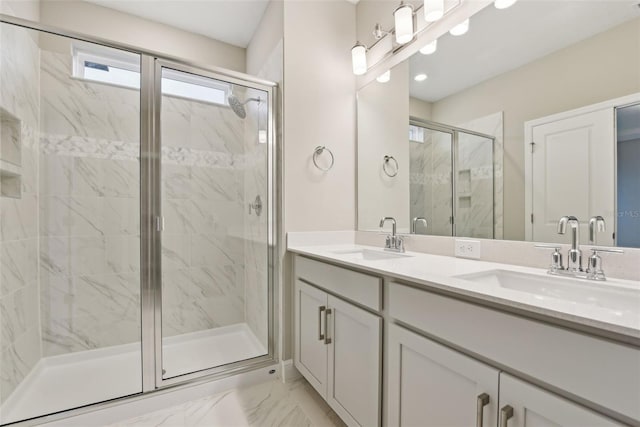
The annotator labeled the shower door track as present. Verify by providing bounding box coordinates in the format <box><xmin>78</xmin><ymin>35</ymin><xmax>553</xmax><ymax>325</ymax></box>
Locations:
<box><xmin>0</xmin><ymin>13</ymin><xmax>279</xmax><ymax>427</ymax></box>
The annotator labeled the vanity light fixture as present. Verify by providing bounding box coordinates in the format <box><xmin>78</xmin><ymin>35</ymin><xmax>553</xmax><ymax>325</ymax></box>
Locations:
<box><xmin>449</xmin><ymin>18</ymin><xmax>470</xmax><ymax>36</ymax></box>
<box><xmin>394</xmin><ymin>2</ymin><xmax>414</xmax><ymax>45</ymax></box>
<box><xmin>424</xmin><ymin>0</ymin><xmax>444</xmax><ymax>22</ymax></box>
<box><xmin>414</xmin><ymin>73</ymin><xmax>428</xmax><ymax>82</ymax></box>
<box><xmin>494</xmin><ymin>0</ymin><xmax>518</xmax><ymax>9</ymax></box>
<box><xmin>376</xmin><ymin>70</ymin><xmax>391</xmax><ymax>83</ymax></box>
<box><xmin>419</xmin><ymin>39</ymin><xmax>438</xmax><ymax>55</ymax></box>
<box><xmin>351</xmin><ymin>42</ymin><xmax>368</xmax><ymax>75</ymax></box>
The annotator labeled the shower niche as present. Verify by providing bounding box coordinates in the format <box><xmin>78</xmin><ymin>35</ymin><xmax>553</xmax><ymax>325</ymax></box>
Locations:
<box><xmin>0</xmin><ymin>106</ymin><xmax>22</xmax><ymax>198</ymax></box>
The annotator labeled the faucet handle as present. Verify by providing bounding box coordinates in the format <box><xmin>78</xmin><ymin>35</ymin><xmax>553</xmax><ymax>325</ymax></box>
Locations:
<box><xmin>535</xmin><ymin>244</ymin><xmax>564</xmax><ymax>272</ymax></box>
<box><xmin>586</xmin><ymin>247</ymin><xmax>623</xmax><ymax>281</ymax></box>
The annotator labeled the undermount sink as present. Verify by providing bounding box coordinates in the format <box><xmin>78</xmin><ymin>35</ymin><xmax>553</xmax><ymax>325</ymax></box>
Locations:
<box><xmin>456</xmin><ymin>269</ymin><xmax>640</xmax><ymax>315</ymax></box>
<box><xmin>330</xmin><ymin>248</ymin><xmax>413</xmax><ymax>261</ymax></box>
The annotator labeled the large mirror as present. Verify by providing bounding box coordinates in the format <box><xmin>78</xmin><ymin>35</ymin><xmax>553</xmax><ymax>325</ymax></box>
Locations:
<box><xmin>357</xmin><ymin>0</ymin><xmax>640</xmax><ymax>248</ymax></box>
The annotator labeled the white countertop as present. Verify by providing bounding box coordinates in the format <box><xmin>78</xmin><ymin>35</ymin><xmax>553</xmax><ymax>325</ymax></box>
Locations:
<box><xmin>287</xmin><ymin>243</ymin><xmax>640</xmax><ymax>340</ymax></box>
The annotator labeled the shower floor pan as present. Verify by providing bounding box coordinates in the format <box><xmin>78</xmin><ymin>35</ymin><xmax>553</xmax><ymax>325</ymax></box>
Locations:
<box><xmin>0</xmin><ymin>323</ymin><xmax>266</xmax><ymax>424</ymax></box>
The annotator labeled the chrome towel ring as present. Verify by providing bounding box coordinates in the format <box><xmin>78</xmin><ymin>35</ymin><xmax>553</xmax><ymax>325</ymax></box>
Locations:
<box><xmin>313</xmin><ymin>146</ymin><xmax>335</xmax><ymax>171</ymax></box>
<box><xmin>383</xmin><ymin>155</ymin><xmax>398</xmax><ymax>177</ymax></box>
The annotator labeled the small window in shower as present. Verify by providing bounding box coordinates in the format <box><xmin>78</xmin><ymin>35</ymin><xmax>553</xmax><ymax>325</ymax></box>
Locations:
<box><xmin>72</xmin><ymin>43</ymin><xmax>230</xmax><ymax>105</ymax></box>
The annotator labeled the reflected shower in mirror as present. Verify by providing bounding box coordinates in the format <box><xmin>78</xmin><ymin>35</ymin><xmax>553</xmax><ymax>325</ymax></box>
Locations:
<box><xmin>357</xmin><ymin>0</ymin><xmax>640</xmax><ymax>247</ymax></box>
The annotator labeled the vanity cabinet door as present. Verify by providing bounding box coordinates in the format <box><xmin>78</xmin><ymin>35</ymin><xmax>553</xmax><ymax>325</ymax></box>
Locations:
<box><xmin>327</xmin><ymin>295</ymin><xmax>381</xmax><ymax>427</ymax></box>
<box><xmin>498</xmin><ymin>373</ymin><xmax>623</xmax><ymax>427</ymax></box>
<box><xmin>294</xmin><ymin>279</ymin><xmax>328</xmax><ymax>397</ymax></box>
<box><xmin>387</xmin><ymin>323</ymin><xmax>499</xmax><ymax>427</ymax></box>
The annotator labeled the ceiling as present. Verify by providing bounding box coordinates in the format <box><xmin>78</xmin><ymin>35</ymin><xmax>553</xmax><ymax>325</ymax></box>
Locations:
<box><xmin>83</xmin><ymin>0</ymin><xmax>270</xmax><ymax>48</ymax></box>
<box><xmin>409</xmin><ymin>0</ymin><xmax>640</xmax><ymax>102</ymax></box>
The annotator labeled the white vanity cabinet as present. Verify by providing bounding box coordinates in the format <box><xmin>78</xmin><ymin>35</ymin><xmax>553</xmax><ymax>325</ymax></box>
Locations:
<box><xmin>290</xmin><ymin>254</ymin><xmax>638</xmax><ymax>427</ymax></box>
<box><xmin>387</xmin><ymin>323</ymin><xmax>499</xmax><ymax>427</ymax></box>
<box><xmin>294</xmin><ymin>257</ymin><xmax>382</xmax><ymax>427</ymax></box>
<box><xmin>497</xmin><ymin>374</ymin><xmax>624</xmax><ymax>427</ymax></box>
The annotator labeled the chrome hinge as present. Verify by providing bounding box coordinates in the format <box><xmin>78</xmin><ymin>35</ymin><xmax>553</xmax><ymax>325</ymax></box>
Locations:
<box><xmin>531</xmin><ymin>213</ymin><xmax>534</xmax><ymax>223</ymax></box>
<box><xmin>156</xmin><ymin>216</ymin><xmax>165</xmax><ymax>231</ymax></box>
<box><xmin>530</xmin><ymin>142</ymin><xmax>535</xmax><ymax>153</ymax></box>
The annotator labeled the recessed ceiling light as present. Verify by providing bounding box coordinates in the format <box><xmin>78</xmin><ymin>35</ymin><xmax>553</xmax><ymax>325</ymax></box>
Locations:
<box><xmin>376</xmin><ymin>70</ymin><xmax>391</xmax><ymax>83</ymax></box>
<box><xmin>494</xmin><ymin>0</ymin><xmax>518</xmax><ymax>9</ymax></box>
<box><xmin>414</xmin><ymin>73</ymin><xmax>428</xmax><ymax>82</ymax></box>
<box><xmin>449</xmin><ymin>18</ymin><xmax>470</xmax><ymax>36</ymax></box>
<box><xmin>419</xmin><ymin>40</ymin><xmax>437</xmax><ymax>55</ymax></box>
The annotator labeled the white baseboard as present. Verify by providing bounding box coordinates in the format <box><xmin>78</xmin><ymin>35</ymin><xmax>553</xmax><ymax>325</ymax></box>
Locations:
<box><xmin>280</xmin><ymin>359</ymin><xmax>301</xmax><ymax>383</ymax></box>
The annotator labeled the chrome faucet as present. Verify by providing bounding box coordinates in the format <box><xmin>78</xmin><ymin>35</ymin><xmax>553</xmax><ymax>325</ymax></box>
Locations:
<box><xmin>588</xmin><ymin>216</ymin><xmax>605</xmax><ymax>244</ymax></box>
<box><xmin>411</xmin><ymin>217</ymin><xmax>428</xmax><ymax>234</ymax></box>
<box><xmin>557</xmin><ymin>216</ymin><xmax>582</xmax><ymax>272</ymax></box>
<box><xmin>380</xmin><ymin>217</ymin><xmax>404</xmax><ymax>252</ymax></box>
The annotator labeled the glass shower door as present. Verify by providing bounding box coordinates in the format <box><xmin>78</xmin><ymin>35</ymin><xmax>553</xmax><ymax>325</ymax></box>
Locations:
<box><xmin>157</xmin><ymin>62</ymin><xmax>271</xmax><ymax>381</ymax></box>
<box><xmin>409</xmin><ymin>123</ymin><xmax>454</xmax><ymax>236</ymax></box>
<box><xmin>455</xmin><ymin>131</ymin><xmax>495</xmax><ymax>239</ymax></box>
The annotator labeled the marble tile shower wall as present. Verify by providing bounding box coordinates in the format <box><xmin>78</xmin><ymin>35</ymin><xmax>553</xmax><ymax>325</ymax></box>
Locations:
<box><xmin>38</xmin><ymin>49</ymin><xmax>142</xmax><ymax>356</ymax></box>
<box><xmin>0</xmin><ymin>22</ymin><xmax>41</xmax><ymax>404</ymax></box>
<box><xmin>160</xmin><ymin>95</ymin><xmax>246</xmax><ymax>337</ymax></box>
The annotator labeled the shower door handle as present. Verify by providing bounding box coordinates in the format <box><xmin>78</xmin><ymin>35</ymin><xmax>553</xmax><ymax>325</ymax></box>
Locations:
<box><xmin>318</xmin><ymin>306</ymin><xmax>326</xmax><ymax>340</ymax></box>
<box><xmin>155</xmin><ymin>216</ymin><xmax>165</xmax><ymax>231</ymax></box>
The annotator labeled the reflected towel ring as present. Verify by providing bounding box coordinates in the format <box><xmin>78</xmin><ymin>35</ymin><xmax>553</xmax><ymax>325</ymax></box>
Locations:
<box><xmin>313</xmin><ymin>146</ymin><xmax>334</xmax><ymax>171</ymax></box>
<box><xmin>383</xmin><ymin>155</ymin><xmax>399</xmax><ymax>177</ymax></box>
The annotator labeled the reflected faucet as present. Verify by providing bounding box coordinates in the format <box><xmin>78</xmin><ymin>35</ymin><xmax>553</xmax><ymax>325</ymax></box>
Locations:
<box><xmin>411</xmin><ymin>217</ymin><xmax>428</xmax><ymax>234</ymax></box>
<box><xmin>380</xmin><ymin>217</ymin><xmax>404</xmax><ymax>253</ymax></box>
<box><xmin>588</xmin><ymin>216</ymin><xmax>605</xmax><ymax>244</ymax></box>
<box><xmin>557</xmin><ymin>216</ymin><xmax>582</xmax><ymax>272</ymax></box>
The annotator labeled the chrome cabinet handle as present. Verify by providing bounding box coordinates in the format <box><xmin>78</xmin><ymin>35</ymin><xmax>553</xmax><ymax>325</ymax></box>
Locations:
<box><xmin>476</xmin><ymin>393</ymin><xmax>490</xmax><ymax>427</ymax></box>
<box><xmin>324</xmin><ymin>308</ymin><xmax>332</xmax><ymax>344</ymax></box>
<box><xmin>318</xmin><ymin>306</ymin><xmax>326</xmax><ymax>340</ymax></box>
<box><xmin>500</xmin><ymin>405</ymin><xmax>514</xmax><ymax>427</ymax></box>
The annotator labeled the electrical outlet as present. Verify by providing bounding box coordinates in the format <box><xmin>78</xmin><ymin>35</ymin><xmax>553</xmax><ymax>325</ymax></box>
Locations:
<box><xmin>455</xmin><ymin>239</ymin><xmax>481</xmax><ymax>259</ymax></box>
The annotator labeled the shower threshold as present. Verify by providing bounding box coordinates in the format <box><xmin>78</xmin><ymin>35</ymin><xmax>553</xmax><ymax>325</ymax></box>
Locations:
<box><xmin>0</xmin><ymin>323</ymin><xmax>266</xmax><ymax>425</ymax></box>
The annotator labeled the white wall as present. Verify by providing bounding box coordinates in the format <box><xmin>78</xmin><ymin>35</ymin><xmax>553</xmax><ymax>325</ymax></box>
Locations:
<box><xmin>357</xmin><ymin>61</ymin><xmax>410</xmax><ymax>231</ymax></box>
<box><xmin>283</xmin><ymin>0</ymin><xmax>357</xmax><ymax>232</ymax></box>
<box><xmin>38</xmin><ymin>0</ymin><xmax>246</xmax><ymax>72</ymax></box>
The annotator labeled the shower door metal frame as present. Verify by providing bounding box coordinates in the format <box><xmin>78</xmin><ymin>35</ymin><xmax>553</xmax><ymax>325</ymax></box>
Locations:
<box><xmin>0</xmin><ymin>13</ymin><xmax>279</xmax><ymax>426</ymax></box>
<box><xmin>149</xmin><ymin>58</ymin><xmax>278</xmax><ymax>389</ymax></box>
<box><xmin>409</xmin><ymin>117</ymin><xmax>496</xmax><ymax>239</ymax></box>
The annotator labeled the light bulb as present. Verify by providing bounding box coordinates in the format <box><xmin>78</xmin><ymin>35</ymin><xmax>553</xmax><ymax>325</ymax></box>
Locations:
<box><xmin>419</xmin><ymin>40</ymin><xmax>438</xmax><ymax>55</ymax></box>
<box><xmin>414</xmin><ymin>73</ymin><xmax>428</xmax><ymax>82</ymax></box>
<box><xmin>376</xmin><ymin>70</ymin><xmax>391</xmax><ymax>83</ymax></box>
<box><xmin>351</xmin><ymin>43</ymin><xmax>367</xmax><ymax>75</ymax></box>
<box><xmin>424</xmin><ymin>0</ymin><xmax>444</xmax><ymax>22</ymax></box>
<box><xmin>394</xmin><ymin>2</ymin><xmax>414</xmax><ymax>45</ymax></box>
<box><xmin>449</xmin><ymin>18</ymin><xmax>470</xmax><ymax>36</ymax></box>
<box><xmin>494</xmin><ymin>0</ymin><xmax>518</xmax><ymax>9</ymax></box>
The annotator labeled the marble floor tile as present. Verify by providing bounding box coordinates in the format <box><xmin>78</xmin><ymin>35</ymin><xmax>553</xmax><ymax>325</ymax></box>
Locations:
<box><xmin>108</xmin><ymin>378</ymin><xmax>345</xmax><ymax>427</ymax></box>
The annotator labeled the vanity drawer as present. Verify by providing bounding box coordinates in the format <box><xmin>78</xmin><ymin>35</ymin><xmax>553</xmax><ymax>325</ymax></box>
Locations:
<box><xmin>389</xmin><ymin>282</ymin><xmax>640</xmax><ymax>422</ymax></box>
<box><xmin>295</xmin><ymin>256</ymin><xmax>382</xmax><ymax>311</ymax></box>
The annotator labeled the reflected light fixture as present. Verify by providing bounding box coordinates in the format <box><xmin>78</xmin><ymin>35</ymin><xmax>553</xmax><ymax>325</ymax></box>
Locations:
<box><xmin>419</xmin><ymin>40</ymin><xmax>438</xmax><ymax>55</ymax></box>
<box><xmin>449</xmin><ymin>18</ymin><xmax>470</xmax><ymax>36</ymax></box>
<box><xmin>494</xmin><ymin>0</ymin><xmax>518</xmax><ymax>9</ymax></box>
<box><xmin>424</xmin><ymin>0</ymin><xmax>444</xmax><ymax>22</ymax></box>
<box><xmin>376</xmin><ymin>70</ymin><xmax>391</xmax><ymax>83</ymax></box>
<box><xmin>394</xmin><ymin>2</ymin><xmax>414</xmax><ymax>45</ymax></box>
<box><xmin>414</xmin><ymin>73</ymin><xmax>428</xmax><ymax>82</ymax></box>
<box><xmin>351</xmin><ymin>42</ymin><xmax>367</xmax><ymax>75</ymax></box>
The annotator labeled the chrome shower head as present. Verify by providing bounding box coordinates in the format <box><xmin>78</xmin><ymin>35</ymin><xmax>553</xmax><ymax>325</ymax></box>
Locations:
<box><xmin>227</xmin><ymin>94</ymin><xmax>261</xmax><ymax>119</ymax></box>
